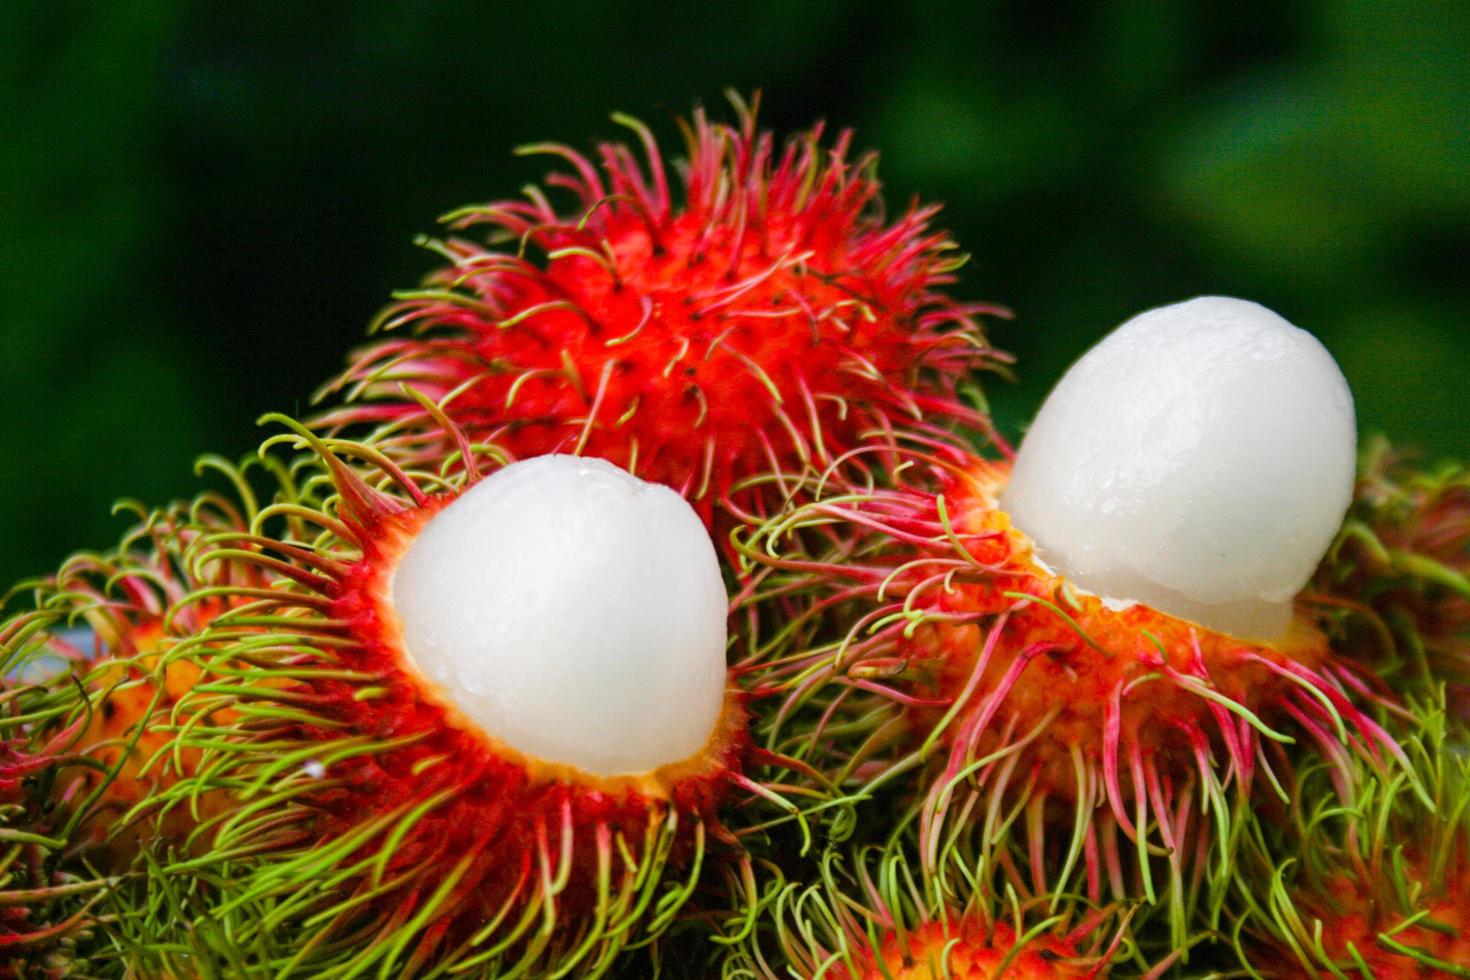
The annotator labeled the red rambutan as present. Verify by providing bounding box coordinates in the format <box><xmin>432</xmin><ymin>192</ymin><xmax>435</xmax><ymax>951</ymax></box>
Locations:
<box><xmin>734</xmin><ymin>299</ymin><xmax>1405</xmax><ymax>956</ymax></box>
<box><xmin>136</xmin><ymin>418</ymin><xmax>810</xmax><ymax>977</ymax></box>
<box><xmin>1313</xmin><ymin>437</ymin><xmax>1470</xmax><ymax>698</ymax></box>
<box><xmin>728</xmin><ymin>838</ymin><xmax>1133</xmax><ymax>979</ymax></box>
<box><xmin>314</xmin><ymin>94</ymin><xmax>1008</xmax><ymax>525</ymax></box>
<box><xmin>9</xmin><ymin>477</ymin><xmax>282</xmax><ymax>861</ymax></box>
<box><xmin>739</xmin><ymin>454</ymin><xmax>1399</xmax><ymax>945</ymax></box>
<box><xmin>1232</xmin><ymin>698</ymin><xmax>1469</xmax><ymax>978</ymax></box>
<box><xmin>1</xmin><ymin>615</ymin><xmax>103</xmax><ymax>972</ymax></box>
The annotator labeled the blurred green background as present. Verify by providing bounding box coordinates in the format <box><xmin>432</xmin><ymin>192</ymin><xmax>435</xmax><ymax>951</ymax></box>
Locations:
<box><xmin>2</xmin><ymin>1</ymin><xmax>1466</xmax><ymax>584</ymax></box>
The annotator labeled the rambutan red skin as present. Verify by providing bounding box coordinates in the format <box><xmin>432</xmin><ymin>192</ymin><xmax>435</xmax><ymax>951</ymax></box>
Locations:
<box><xmin>743</xmin><ymin>454</ymin><xmax>1400</xmax><ymax>921</ymax></box>
<box><xmin>1315</xmin><ymin>446</ymin><xmax>1470</xmax><ymax>715</ymax></box>
<box><xmin>12</xmin><ymin>505</ymin><xmax>270</xmax><ymax>857</ymax></box>
<box><xmin>73</xmin><ymin>642</ymin><xmax>228</xmax><ymax>856</ymax></box>
<box><xmin>320</xmin><ymin>104</ymin><xmax>1005</xmax><ymax>523</ymax></box>
<box><xmin>1273</xmin><ymin>864</ymin><xmax>1470</xmax><ymax>979</ymax></box>
<box><xmin>905</xmin><ymin>465</ymin><xmax>1339</xmax><ymax>799</ymax></box>
<box><xmin>770</xmin><ymin>458</ymin><xmax>1374</xmax><ymax>797</ymax></box>
<box><xmin>0</xmin><ymin>708</ymin><xmax>76</xmax><ymax>805</ymax></box>
<box><xmin>314</xmin><ymin>504</ymin><xmax>749</xmax><ymax>919</ymax></box>
<box><xmin>840</xmin><ymin>919</ymin><xmax>1096</xmax><ymax>980</ymax></box>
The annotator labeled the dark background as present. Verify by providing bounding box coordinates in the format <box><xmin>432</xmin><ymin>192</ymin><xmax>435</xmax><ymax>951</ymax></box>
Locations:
<box><xmin>3</xmin><ymin>1</ymin><xmax>1467</xmax><ymax>585</ymax></box>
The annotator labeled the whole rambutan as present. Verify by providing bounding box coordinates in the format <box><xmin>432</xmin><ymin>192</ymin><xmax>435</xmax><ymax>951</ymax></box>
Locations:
<box><xmin>37</xmin><ymin>487</ymin><xmax>272</xmax><ymax>856</ymax></box>
<box><xmin>313</xmin><ymin>94</ymin><xmax>1008</xmax><ymax>526</ymax></box>
<box><xmin>1230</xmin><ymin>697</ymin><xmax>1469</xmax><ymax>978</ymax></box>
<box><xmin>0</xmin><ymin>610</ymin><xmax>118</xmax><ymax>974</ymax></box>
<box><xmin>735</xmin><ymin>298</ymin><xmax>1406</xmax><ymax>954</ymax></box>
<box><xmin>0</xmin><ymin>477</ymin><xmax>281</xmax><ymax>971</ymax></box>
<box><xmin>725</xmin><ymin>835</ymin><xmax>1136</xmax><ymax>979</ymax></box>
<box><xmin>131</xmin><ymin>416</ymin><xmax>813</xmax><ymax>977</ymax></box>
<box><xmin>1313</xmin><ymin>438</ymin><xmax>1470</xmax><ymax>697</ymax></box>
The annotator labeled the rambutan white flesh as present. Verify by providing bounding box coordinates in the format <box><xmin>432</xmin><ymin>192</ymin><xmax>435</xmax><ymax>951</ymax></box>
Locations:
<box><xmin>390</xmin><ymin>454</ymin><xmax>728</xmax><ymax>775</ymax></box>
<box><xmin>1001</xmin><ymin>295</ymin><xmax>1356</xmax><ymax>640</ymax></box>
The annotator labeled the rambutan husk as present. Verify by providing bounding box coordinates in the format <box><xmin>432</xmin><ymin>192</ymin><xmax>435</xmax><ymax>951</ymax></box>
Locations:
<box><xmin>734</xmin><ymin>449</ymin><xmax>1412</xmax><ymax>961</ymax></box>
<box><xmin>311</xmin><ymin>93</ymin><xmax>1010</xmax><ymax>530</ymax></box>
<box><xmin>720</xmin><ymin>825</ymin><xmax>1146</xmax><ymax>979</ymax></box>
<box><xmin>123</xmin><ymin>415</ymin><xmax>822</xmax><ymax>978</ymax></box>
<box><xmin>33</xmin><ymin>483</ymin><xmax>276</xmax><ymax>860</ymax></box>
<box><xmin>1228</xmin><ymin>695</ymin><xmax>1469</xmax><ymax>978</ymax></box>
<box><xmin>0</xmin><ymin>608</ymin><xmax>119</xmax><ymax>974</ymax></box>
<box><xmin>0</xmin><ymin>479</ymin><xmax>280</xmax><ymax>973</ymax></box>
<box><xmin>1312</xmin><ymin>437</ymin><xmax>1470</xmax><ymax>702</ymax></box>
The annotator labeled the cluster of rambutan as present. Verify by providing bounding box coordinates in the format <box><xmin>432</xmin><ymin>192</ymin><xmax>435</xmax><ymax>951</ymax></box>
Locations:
<box><xmin>0</xmin><ymin>488</ymin><xmax>264</xmax><ymax>975</ymax></box>
<box><xmin>1229</xmin><ymin>695</ymin><xmax>1470</xmax><ymax>977</ymax></box>
<box><xmin>1</xmin><ymin>96</ymin><xmax>1466</xmax><ymax>978</ymax></box>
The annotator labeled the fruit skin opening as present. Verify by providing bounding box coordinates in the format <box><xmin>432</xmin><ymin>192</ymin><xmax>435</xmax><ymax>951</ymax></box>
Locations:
<box><xmin>385</xmin><ymin>454</ymin><xmax>729</xmax><ymax>777</ymax></box>
<box><xmin>739</xmin><ymin>451</ymin><xmax>1399</xmax><ymax>943</ymax></box>
<box><xmin>117</xmin><ymin>424</ymin><xmax>766</xmax><ymax>977</ymax></box>
<box><xmin>914</xmin><ymin>462</ymin><xmax>1338</xmax><ymax>786</ymax></box>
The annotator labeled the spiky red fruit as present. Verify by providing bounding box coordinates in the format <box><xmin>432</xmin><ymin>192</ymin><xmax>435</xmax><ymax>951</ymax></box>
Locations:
<box><xmin>745</xmin><ymin>839</ymin><xmax>1122</xmax><ymax>979</ymax></box>
<box><xmin>840</xmin><ymin>919</ymin><xmax>1095</xmax><ymax>979</ymax></box>
<box><xmin>317</xmin><ymin>97</ymin><xmax>1006</xmax><ymax>523</ymax></box>
<box><xmin>2</xmin><ymin>570</ymin><xmax>234</xmax><ymax>968</ymax></box>
<box><xmin>1287</xmin><ymin>868</ymin><xmax>1470</xmax><ymax>979</ymax></box>
<box><xmin>1</xmin><ymin>612</ymin><xmax>99</xmax><ymax>967</ymax></box>
<box><xmin>1232</xmin><ymin>700</ymin><xmax>1470</xmax><ymax>979</ymax></box>
<box><xmin>160</xmin><ymin>428</ymin><xmax>766</xmax><ymax>975</ymax></box>
<box><xmin>1314</xmin><ymin>441</ymin><xmax>1470</xmax><ymax>698</ymax></box>
<box><xmin>742</xmin><ymin>454</ymin><xmax>1399</xmax><ymax>921</ymax></box>
<box><xmin>11</xmin><ymin>499</ymin><xmax>267</xmax><ymax>858</ymax></box>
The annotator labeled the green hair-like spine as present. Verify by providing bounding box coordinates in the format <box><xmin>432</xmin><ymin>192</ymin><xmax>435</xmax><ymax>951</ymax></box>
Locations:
<box><xmin>1228</xmin><ymin>694</ymin><xmax>1469</xmax><ymax>977</ymax></box>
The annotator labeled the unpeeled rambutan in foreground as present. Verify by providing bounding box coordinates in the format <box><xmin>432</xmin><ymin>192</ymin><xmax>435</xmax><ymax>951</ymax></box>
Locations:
<box><xmin>0</xmin><ymin>480</ymin><xmax>288</xmax><ymax>971</ymax></box>
<box><xmin>135</xmin><ymin>417</ymin><xmax>810</xmax><ymax>977</ymax></box>
<box><xmin>21</xmin><ymin>485</ymin><xmax>275</xmax><ymax>859</ymax></box>
<box><xmin>314</xmin><ymin>94</ymin><xmax>1008</xmax><ymax>525</ymax></box>
<box><xmin>726</xmin><ymin>833</ymin><xmax>1137</xmax><ymax>979</ymax></box>
<box><xmin>1</xmin><ymin>609</ymin><xmax>118</xmax><ymax>974</ymax></box>
<box><xmin>736</xmin><ymin>298</ymin><xmax>1406</xmax><ymax>953</ymax></box>
<box><xmin>1230</xmin><ymin>696</ymin><xmax>1469</xmax><ymax>978</ymax></box>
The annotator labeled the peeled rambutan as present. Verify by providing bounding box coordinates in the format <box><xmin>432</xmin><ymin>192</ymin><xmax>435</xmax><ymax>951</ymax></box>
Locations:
<box><xmin>1231</xmin><ymin>697</ymin><xmax>1469</xmax><ymax>978</ymax></box>
<box><xmin>135</xmin><ymin>417</ymin><xmax>810</xmax><ymax>977</ymax></box>
<box><xmin>313</xmin><ymin>94</ymin><xmax>1008</xmax><ymax>525</ymax></box>
<box><xmin>735</xmin><ymin>298</ymin><xmax>1406</xmax><ymax>954</ymax></box>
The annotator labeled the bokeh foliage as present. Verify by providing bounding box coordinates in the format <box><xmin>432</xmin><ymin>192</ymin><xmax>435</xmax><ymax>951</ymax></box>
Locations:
<box><xmin>2</xmin><ymin>0</ymin><xmax>1466</xmax><ymax>584</ymax></box>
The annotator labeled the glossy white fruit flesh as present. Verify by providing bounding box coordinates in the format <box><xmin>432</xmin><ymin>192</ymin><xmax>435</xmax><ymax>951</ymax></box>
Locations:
<box><xmin>391</xmin><ymin>454</ymin><xmax>728</xmax><ymax>775</ymax></box>
<box><xmin>1001</xmin><ymin>296</ymin><xmax>1356</xmax><ymax>641</ymax></box>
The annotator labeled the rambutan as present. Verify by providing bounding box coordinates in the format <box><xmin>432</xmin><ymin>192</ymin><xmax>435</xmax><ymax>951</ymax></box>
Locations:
<box><xmin>35</xmin><ymin>487</ymin><xmax>274</xmax><ymax>857</ymax></box>
<box><xmin>1</xmin><ymin>614</ymin><xmax>135</xmax><ymax>975</ymax></box>
<box><xmin>313</xmin><ymin>94</ymin><xmax>1008</xmax><ymax>525</ymax></box>
<box><xmin>726</xmin><ymin>836</ymin><xmax>1134</xmax><ymax>979</ymax></box>
<box><xmin>131</xmin><ymin>417</ymin><xmax>812</xmax><ymax>977</ymax></box>
<box><xmin>0</xmin><ymin>477</ymin><xmax>283</xmax><ymax>972</ymax></box>
<box><xmin>734</xmin><ymin>298</ymin><xmax>1404</xmax><ymax>954</ymax></box>
<box><xmin>1313</xmin><ymin>437</ymin><xmax>1470</xmax><ymax>697</ymax></box>
<box><xmin>0</xmin><ymin>610</ymin><xmax>117</xmax><ymax>974</ymax></box>
<box><xmin>1230</xmin><ymin>697</ymin><xmax>1469</xmax><ymax>978</ymax></box>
